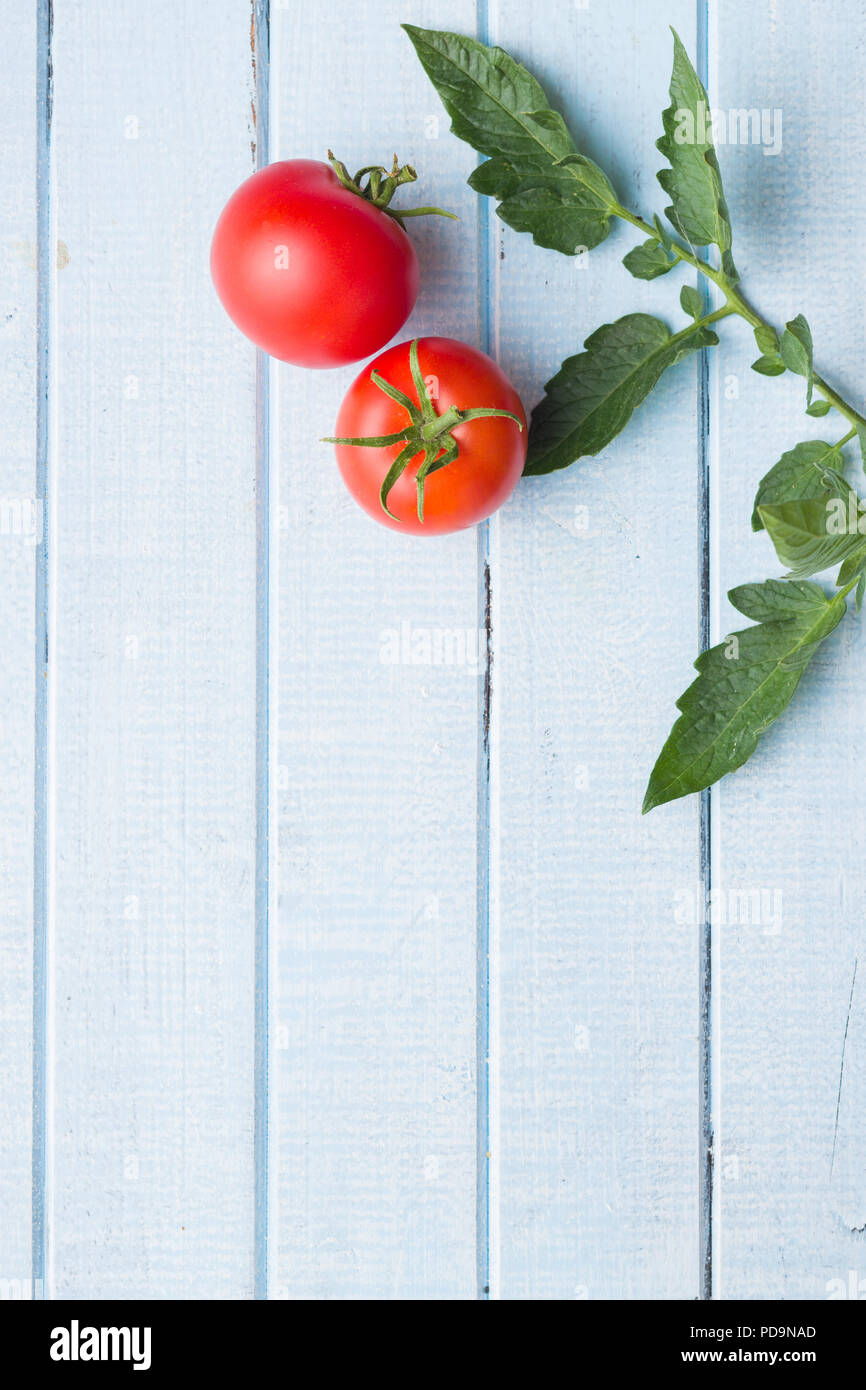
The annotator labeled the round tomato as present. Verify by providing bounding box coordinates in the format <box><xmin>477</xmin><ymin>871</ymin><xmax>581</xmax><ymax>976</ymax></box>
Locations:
<box><xmin>211</xmin><ymin>158</ymin><xmax>425</xmax><ymax>368</ymax></box>
<box><xmin>329</xmin><ymin>338</ymin><xmax>527</xmax><ymax>535</ymax></box>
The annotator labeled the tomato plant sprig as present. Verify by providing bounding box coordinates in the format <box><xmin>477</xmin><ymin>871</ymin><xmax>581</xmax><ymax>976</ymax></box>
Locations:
<box><xmin>406</xmin><ymin>22</ymin><xmax>866</xmax><ymax>808</ymax></box>
<box><xmin>324</xmin><ymin>337</ymin><xmax>522</xmax><ymax>520</ymax></box>
<box><xmin>327</xmin><ymin>151</ymin><xmax>457</xmax><ymax>228</ymax></box>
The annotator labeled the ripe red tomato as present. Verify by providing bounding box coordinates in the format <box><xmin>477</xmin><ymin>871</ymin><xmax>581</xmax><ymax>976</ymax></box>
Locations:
<box><xmin>210</xmin><ymin>159</ymin><xmax>419</xmax><ymax>367</ymax></box>
<box><xmin>330</xmin><ymin>338</ymin><xmax>527</xmax><ymax>535</ymax></box>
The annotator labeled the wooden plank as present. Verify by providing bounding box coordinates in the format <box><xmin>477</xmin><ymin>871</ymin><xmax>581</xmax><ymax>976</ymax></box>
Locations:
<box><xmin>271</xmin><ymin>0</ymin><xmax>482</xmax><ymax>1299</ymax></box>
<box><xmin>48</xmin><ymin>0</ymin><xmax>258</xmax><ymax>1297</ymax></box>
<box><xmin>491</xmin><ymin>0</ymin><xmax>704</xmax><ymax>1298</ymax></box>
<box><xmin>712</xmin><ymin>0</ymin><xmax>866</xmax><ymax>1299</ymax></box>
<box><xmin>0</xmin><ymin>0</ymin><xmax>37</xmax><ymax>1300</ymax></box>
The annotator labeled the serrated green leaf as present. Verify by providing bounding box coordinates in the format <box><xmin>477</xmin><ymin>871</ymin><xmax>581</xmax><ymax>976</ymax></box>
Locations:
<box><xmin>653</xmin><ymin>214</ymin><xmax>674</xmax><ymax>251</ymax></box>
<box><xmin>622</xmin><ymin>238</ymin><xmax>675</xmax><ymax>280</ymax></box>
<box><xmin>680</xmin><ymin>285</ymin><xmax>703</xmax><ymax>319</ymax></box>
<box><xmin>643</xmin><ymin>578</ymin><xmax>851</xmax><ymax>811</ymax></box>
<box><xmin>656</xmin><ymin>29</ymin><xmax>737</xmax><ymax>281</ymax></box>
<box><xmin>493</xmin><ymin>172</ymin><xmax>611</xmax><ymax>253</ymax></box>
<box><xmin>525</xmin><ymin>313</ymin><xmax>717</xmax><ymax>476</ymax></box>
<box><xmin>779</xmin><ymin>314</ymin><xmax>814</xmax><ymax>404</ymax></box>
<box><xmin>523</xmin><ymin>106</ymin><xmax>571</xmax><ymax>134</ymax></box>
<box><xmin>751</xmin><ymin>355</ymin><xmax>787</xmax><ymax>377</ymax></box>
<box><xmin>856</xmin><ymin>423</ymin><xmax>866</xmax><ymax>473</ymax></box>
<box><xmin>753</xmin><ymin>324</ymin><xmax>780</xmax><ymax>356</ymax></box>
<box><xmin>836</xmin><ymin>543</ymin><xmax>866</xmax><ymax>588</ymax></box>
<box><xmin>728</xmin><ymin>578</ymin><xmax>832</xmax><ymax>622</ymax></box>
<box><xmin>856</xmin><ymin>571</ymin><xmax>866</xmax><ymax>611</ymax></box>
<box><xmin>553</xmin><ymin>152</ymin><xmax>620</xmax><ymax>202</ymax></box>
<box><xmin>751</xmin><ymin>439</ymin><xmax>848</xmax><ymax>530</ymax></box>
<box><xmin>404</xmin><ymin>25</ymin><xmax>616</xmax><ymax>255</ymax></box>
<box><xmin>467</xmin><ymin>156</ymin><xmax>524</xmax><ymax>199</ymax></box>
<box><xmin>806</xmin><ymin>398</ymin><xmax>832</xmax><ymax>417</ymax></box>
<box><xmin>759</xmin><ymin>492</ymin><xmax>865</xmax><ymax>578</ymax></box>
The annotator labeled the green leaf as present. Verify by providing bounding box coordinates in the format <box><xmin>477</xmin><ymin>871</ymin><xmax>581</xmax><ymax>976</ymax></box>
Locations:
<box><xmin>856</xmin><ymin>571</ymin><xmax>866</xmax><ymax>611</ymax></box>
<box><xmin>751</xmin><ymin>439</ymin><xmax>848</xmax><ymax>530</ymax></box>
<box><xmin>553</xmin><ymin>151</ymin><xmax>619</xmax><ymax>203</ymax></box>
<box><xmin>403</xmin><ymin>25</ymin><xmax>616</xmax><ymax>255</ymax></box>
<box><xmin>751</xmin><ymin>355</ymin><xmax>787</xmax><ymax>377</ymax></box>
<box><xmin>753</xmin><ymin>324</ymin><xmax>780</xmax><ymax>356</ymax></box>
<box><xmin>727</xmin><ymin>577</ymin><xmax>838</xmax><ymax>623</ymax></box>
<box><xmin>656</xmin><ymin>29</ymin><xmax>737</xmax><ymax>282</ymax></box>
<box><xmin>492</xmin><ymin>169</ymin><xmax>612</xmax><ymax>253</ymax></box>
<box><xmin>856</xmin><ymin>423</ymin><xmax>866</xmax><ymax>472</ymax></box>
<box><xmin>522</xmin><ymin>106</ymin><xmax>571</xmax><ymax>134</ymax></box>
<box><xmin>680</xmin><ymin>285</ymin><xmax>703</xmax><ymax>319</ymax></box>
<box><xmin>758</xmin><ymin>492</ymin><xmax>865</xmax><ymax>579</ymax></box>
<box><xmin>622</xmin><ymin>238</ymin><xmax>675</xmax><ymax>280</ymax></box>
<box><xmin>525</xmin><ymin>313</ymin><xmax>717</xmax><ymax>476</ymax></box>
<box><xmin>806</xmin><ymin>398</ymin><xmax>832</xmax><ymax>417</ymax></box>
<box><xmin>836</xmin><ymin>543</ymin><xmax>866</xmax><ymax>588</ymax></box>
<box><xmin>467</xmin><ymin>156</ymin><xmax>524</xmax><ymax>199</ymax></box>
<box><xmin>779</xmin><ymin>314</ymin><xmax>814</xmax><ymax>404</ymax></box>
<box><xmin>643</xmin><ymin>579</ymin><xmax>851</xmax><ymax>811</ymax></box>
<box><xmin>653</xmin><ymin>214</ymin><xmax>674</xmax><ymax>251</ymax></box>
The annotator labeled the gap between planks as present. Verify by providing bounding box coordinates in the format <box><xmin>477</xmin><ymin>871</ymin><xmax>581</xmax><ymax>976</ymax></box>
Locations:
<box><xmin>32</xmin><ymin>0</ymin><xmax>56</xmax><ymax>1305</ymax></box>
<box><xmin>697</xmin><ymin>0</ymin><xmax>717</xmax><ymax>1303</ymax></box>
<box><xmin>253</xmin><ymin>0</ymin><xmax>275</xmax><ymax>1303</ymax></box>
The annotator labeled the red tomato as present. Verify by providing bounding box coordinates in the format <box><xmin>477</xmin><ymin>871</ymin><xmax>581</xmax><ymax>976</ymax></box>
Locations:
<box><xmin>331</xmin><ymin>338</ymin><xmax>527</xmax><ymax>535</ymax></box>
<box><xmin>210</xmin><ymin>159</ymin><xmax>419</xmax><ymax>367</ymax></box>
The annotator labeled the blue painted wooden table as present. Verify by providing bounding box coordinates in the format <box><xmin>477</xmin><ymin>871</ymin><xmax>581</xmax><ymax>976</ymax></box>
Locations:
<box><xmin>2</xmin><ymin>0</ymin><xmax>864</xmax><ymax>1300</ymax></box>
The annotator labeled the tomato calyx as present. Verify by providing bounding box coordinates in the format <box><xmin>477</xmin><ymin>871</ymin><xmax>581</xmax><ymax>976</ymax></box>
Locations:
<box><xmin>326</xmin><ymin>151</ymin><xmax>457</xmax><ymax>229</ymax></box>
<box><xmin>324</xmin><ymin>339</ymin><xmax>523</xmax><ymax>522</ymax></box>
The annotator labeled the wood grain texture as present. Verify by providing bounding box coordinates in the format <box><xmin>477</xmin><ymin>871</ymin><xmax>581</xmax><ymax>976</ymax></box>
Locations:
<box><xmin>0</xmin><ymin>0</ymin><xmax>37</xmax><ymax>1298</ymax></box>
<box><xmin>48</xmin><ymin>0</ymin><xmax>258</xmax><ymax>1297</ymax></box>
<box><xmin>490</xmin><ymin>0</ymin><xmax>705</xmax><ymax>1299</ymax></box>
<box><xmin>271</xmin><ymin>0</ymin><xmax>483</xmax><ymax>1300</ymax></box>
<box><xmin>4</xmin><ymin>0</ymin><xmax>865</xmax><ymax>1302</ymax></box>
<box><xmin>711</xmin><ymin>0</ymin><xmax>866</xmax><ymax>1299</ymax></box>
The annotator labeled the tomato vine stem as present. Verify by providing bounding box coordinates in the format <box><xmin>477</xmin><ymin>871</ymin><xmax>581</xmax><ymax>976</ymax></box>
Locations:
<box><xmin>614</xmin><ymin>201</ymin><xmax>866</xmax><ymax>432</ymax></box>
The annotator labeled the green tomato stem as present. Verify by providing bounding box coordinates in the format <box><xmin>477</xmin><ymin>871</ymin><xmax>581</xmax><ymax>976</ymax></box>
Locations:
<box><xmin>327</xmin><ymin>150</ymin><xmax>456</xmax><ymax>226</ymax></box>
